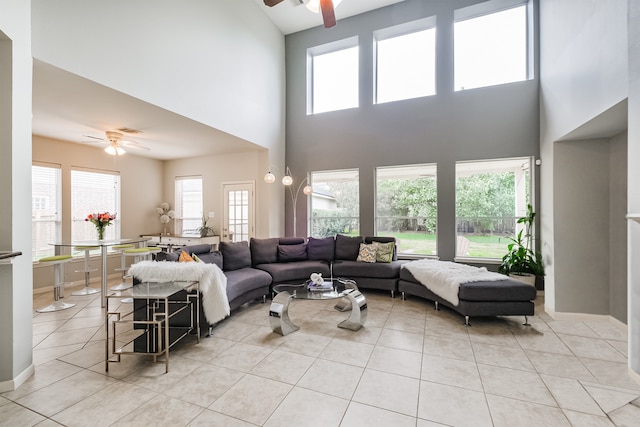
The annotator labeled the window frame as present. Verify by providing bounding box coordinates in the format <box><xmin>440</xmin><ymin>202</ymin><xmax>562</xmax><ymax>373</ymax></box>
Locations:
<box><xmin>453</xmin><ymin>0</ymin><xmax>531</xmax><ymax>92</ymax></box>
<box><xmin>307</xmin><ymin>36</ymin><xmax>359</xmax><ymax>115</ymax></box>
<box><xmin>174</xmin><ymin>176</ymin><xmax>203</xmax><ymax>235</ymax></box>
<box><xmin>374</xmin><ymin>16</ymin><xmax>438</xmax><ymax>105</ymax></box>
<box><xmin>32</xmin><ymin>162</ymin><xmax>62</xmax><ymax>261</ymax></box>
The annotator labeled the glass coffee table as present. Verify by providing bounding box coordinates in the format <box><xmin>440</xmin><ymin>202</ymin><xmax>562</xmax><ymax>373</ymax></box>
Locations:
<box><xmin>269</xmin><ymin>278</ymin><xmax>367</xmax><ymax>336</ymax></box>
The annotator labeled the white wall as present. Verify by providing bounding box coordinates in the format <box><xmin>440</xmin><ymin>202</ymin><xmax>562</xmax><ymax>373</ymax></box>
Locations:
<box><xmin>0</xmin><ymin>0</ymin><xmax>34</xmax><ymax>391</ymax></box>
<box><xmin>31</xmin><ymin>0</ymin><xmax>287</xmax><ymax>236</ymax></box>
<box><xmin>539</xmin><ymin>0</ymin><xmax>628</xmax><ymax>314</ymax></box>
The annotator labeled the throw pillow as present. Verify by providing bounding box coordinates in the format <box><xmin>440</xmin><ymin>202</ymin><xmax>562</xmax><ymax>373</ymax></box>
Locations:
<box><xmin>307</xmin><ymin>236</ymin><xmax>335</xmax><ymax>261</ymax></box>
<box><xmin>192</xmin><ymin>253</ymin><xmax>204</xmax><ymax>263</ymax></box>
<box><xmin>250</xmin><ymin>237</ymin><xmax>279</xmax><ymax>265</ymax></box>
<box><xmin>375</xmin><ymin>242</ymin><xmax>394</xmax><ymax>263</ymax></box>
<box><xmin>335</xmin><ymin>234</ymin><xmax>363</xmax><ymax>260</ymax></box>
<box><xmin>278</xmin><ymin>244</ymin><xmax>308</xmax><ymax>262</ymax></box>
<box><xmin>178</xmin><ymin>251</ymin><xmax>194</xmax><ymax>262</ymax></box>
<box><xmin>356</xmin><ymin>243</ymin><xmax>377</xmax><ymax>263</ymax></box>
<box><xmin>220</xmin><ymin>241</ymin><xmax>251</xmax><ymax>271</ymax></box>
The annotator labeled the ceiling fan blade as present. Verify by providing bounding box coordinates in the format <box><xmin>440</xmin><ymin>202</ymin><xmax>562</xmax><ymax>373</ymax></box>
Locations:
<box><xmin>319</xmin><ymin>0</ymin><xmax>336</xmax><ymax>28</ymax></box>
<box><xmin>121</xmin><ymin>140</ymin><xmax>150</xmax><ymax>151</ymax></box>
<box><xmin>264</xmin><ymin>0</ymin><xmax>285</xmax><ymax>6</ymax></box>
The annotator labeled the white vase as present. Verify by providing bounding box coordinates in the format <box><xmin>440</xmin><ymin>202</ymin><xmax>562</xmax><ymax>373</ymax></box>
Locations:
<box><xmin>509</xmin><ymin>272</ymin><xmax>536</xmax><ymax>287</ymax></box>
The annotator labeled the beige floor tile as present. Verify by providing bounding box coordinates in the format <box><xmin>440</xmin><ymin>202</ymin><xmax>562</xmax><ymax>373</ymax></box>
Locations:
<box><xmin>608</xmin><ymin>402</ymin><xmax>640</xmax><ymax>426</ymax></box>
<box><xmin>547</xmin><ymin>320</ymin><xmax>600</xmax><ymax>338</ymax></box>
<box><xmin>478</xmin><ymin>364</ymin><xmax>556</xmax><ymax>406</ymax></box>
<box><xmin>276</xmin><ymin>331</ymin><xmax>332</xmax><ymax>357</ymax></box>
<box><xmin>57</xmin><ymin>340</ymin><xmax>106</xmax><ymax>368</ymax></box>
<box><xmin>514</xmin><ymin>330</ymin><xmax>573</xmax><ymax>355</ymax></box>
<box><xmin>32</xmin><ymin>343</ymin><xmax>84</xmax><ymax>367</ymax></box>
<box><xmin>241</xmin><ymin>325</ymin><xmax>287</xmax><ymax>349</ymax></box>
<box><xmin>172</xmin><ymin>335</ymin><xmax>236</xmax><ymax>363</ymax></box>
<box><xmin>210</xmin><ymin>318</ymin><xmax>260</xmax><ymax>341</ymax></box>
<box><xmin>377</xmin><ymin>328</ymin><xmax>423</xmax><ymax>353</ymax></box>
<box><xmin>352</xmin><ymin>369</ymin><xmax>420</xmax><ymax>416</ymax></box>
<box><xmin>51</xmin><ymin>381</ymin><xmax>156</xmax><ymax>427</ymax></box>
<box><xmin>187</xmin><ymin>409</ymin><xmax>255</xmax><ymax>426</ymax></box>
<box><xmin>422</xmin><ymin>334</ymin><xmax>475</xmax><ymax>362</ymax></box>
<box><xmin>364</xmin><ymin>309</ymin><xmax>390</xmax><ymax>328</ymax></box>
<box><xmin>163</xmin><ymin>364</ymin><xmax>244</xmax><ymax>408</ymax></box>
<box><xmin>367</xmin><ymin>345</ymin><xmax>422</xmax><ymax>378</ymax></box>
<box><xmin>557</xmin><ymin>333</ymin><xmax>628</xmax><ymax>363</ymax></box>
<box><xmin>32</xmin><ymin>319</ymin><xmax>66</xmax><ymax>335</ymax></box>
<box><xmin>416</xmin><ymin>419</ymin><xmax>449</xmax><ymax>427</ymax></box>
<box><xmin>1</xmin><ymin>359</ymin><xmax>82</xmax><ymax>401</ymax></box>
<box><xmin>114</xmin><ymin>393</ymin><xmax>203</xmax><ymax>426</ymax></box>
<box><xmin>606</xmin><ymin>339</ymin><xmax>628</xmax><ymax>357</ymax></box>
<box><xmin>122</xmin><ymin>354</ymin><xmax>203</xmax><ymax>390</ymax></box>
<box><xmin>264</xmin><ymin>386</ymin><xmax>348</xmax><ymax>427</ymax></box>
<box><xmin>579</xmin><ymin>358</ymin><xmax>640</xmax><ymax>391</ymax></box>
<box><xmin>472</xmin><ymin>341</ymin><xmax>535</xmax><ymax>371</ymax></box>
<box><xmin>486</xmin><ymin>394</ymin><xmax>571</xmax><ymax>427</ymax></box>
<box><xmin>250</xmin><ymin>349</ymin><xmax>315</xmax><ymax>384</ymax></box>
<box><xmin>334</xmin><ymin>325</ymin><xmax>382</xmax><ymax>345</ymax></box>
<box><xmin>384</xmin><ymin>314</ymin><xmax>426</xmax><ymax>334</ymax></box>
<box><xmin>209</xmin><ymin>341</ymin><xmax>272</xmax><ymax>372</ymax></box>
<box><xmin>583</xmin><ymin>320</ymin><xmax>628</xmax><ymax>341</ymax></box>
<box><xmin>525</xmin><ymin>349</ymin><xmax>597</xmax><ymax>382</ymax></box>
<box><xmin>34</xmin><ymin>327</ymin><xmax>100</xmax><ymax>350</ymax></box>
<box><xmin>390</xmin><ymin>299</ymin><xmax>428</xmax><ymax>320</ymax></box>
<box><xmin>424</xmin><ymin>314</ymin><xmax>470</xmax><ymax>341</ymax></box>
<box><xmin>297</xmin><ymin>358</ymin><xmax>364</xmax><ymax>400</ymax></box>
<box><xmin>15</xmin><ymin>370</ymin><xmax>116</xmax><ymax>418</ymax></box>
<box><xmin>582</xmin><ymin>382</ymin><xmax>640</xmax><ymax>413</ymax></box>
<box><xmin>421</xmin><ymin>354</ymin><xmax>483</xmax><ymax>391</ymax></box>
<box><xmin>418</xmin><ymin>381</ymin><xmax>492</xmax><ymax>427</ymax></box>
<box><xmin>562</xmin><ymin>410</ymin><xmax>616</xmax><ymax>427</ymax></box>
<box><xmin>540</xmin><ymin>374</ymin><xmax>604</xmax><ymax>415</ymax></box>
<box><xmin>320</xmin><ymin>338</ymin><xmax>374</xmax><ymax>368</ymax></box>
<box><xmin>467</xmin><ymin>322</ymin><xmax>520</xmax><ymax>347</ymax></box>
<box><xmin>0</xmin><ymin>401</ymin><xmax>47</xmax><ymax>426</ymax></box>
<box><xmin>341</xmin><ymin>401</ymin><xmax>417</xmax><ymax>427</ymax></box>
<box><xmin>57</xmin><ymin>314</ymin><xmax>104</xmax><ymax>332</ymax></box>
<box><xmin>209</xmin><ymin>374</ymin><xmax>292</xmax><ymax>425</ymax></box>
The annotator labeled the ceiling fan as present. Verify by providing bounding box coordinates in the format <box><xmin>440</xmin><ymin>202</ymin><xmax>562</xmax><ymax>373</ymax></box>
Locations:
<box><xmin>81</xmin><ymin>130</ymin><xmax>150</xmax><ymax>156</ymax></box>
<box><xmin>264</xmin><ymin>0</ymin><xmax>341</xmax><ymax>29</ymax></box>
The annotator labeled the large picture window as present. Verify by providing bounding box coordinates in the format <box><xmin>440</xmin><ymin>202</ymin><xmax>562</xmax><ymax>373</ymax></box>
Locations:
<box><xmin>375</xmin><ymin>18</ymin><xmax>437</xmax><ymax>104</ymax></box>
<box><xmin>71</xmin><ymin>168</ymin><xmax>120</xmax><ymax>242</ymax></box>
<box><xmin>32</xmin><ymin>163</ymin><xmax>61</xmax><ymax>260</ymax></box>
<box><xmin>309</xmin><ymin>169</ymin><xmax>359</xmax><ymax>237</ymax></box>
<box><xmin>175</xmin><ymin>176</ymin><xmax>203</xmax><ymax>235</ymax></box>
<box><xmin>308</xmin><ymin>37</ymin><xmax>359</xmax><ymax>114</ymax></box>
<box><xmin>376</xmin><ymin>164</ymin><xmax>437</xmax><ymax>256</ymax></box>
<box><xmin>455</xmin><ymin>157</ymin><xmax>532</xmax><ymax>259</ymax></box>
<box><xmin>454</xmin><ymin>2</ymin><xmax>528</xmax><ymax>91</ymax></box>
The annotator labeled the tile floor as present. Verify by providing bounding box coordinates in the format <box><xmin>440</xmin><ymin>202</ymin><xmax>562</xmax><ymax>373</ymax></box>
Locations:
<box><xmin>2</xmin><ymin>280</ymin><xmax>640</xmax><ymax>426</ymax></box>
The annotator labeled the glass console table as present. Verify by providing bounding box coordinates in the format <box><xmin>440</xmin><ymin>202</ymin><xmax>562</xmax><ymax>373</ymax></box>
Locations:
<box><xmin>105</xmin><ymin>280</ymin><xmax>199</xmax><ymax>373</ymax></box>
<box><xmin>270</xmin><ymin>278</ymin><xmax>367</xmax><ymax>336</ymax></box>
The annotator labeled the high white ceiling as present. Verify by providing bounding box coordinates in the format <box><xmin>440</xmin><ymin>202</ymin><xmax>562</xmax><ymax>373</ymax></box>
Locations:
<box><xmin>32</xmin><ymin>0</ymin><xmax>405</xmax><ymax>160</ymax></box>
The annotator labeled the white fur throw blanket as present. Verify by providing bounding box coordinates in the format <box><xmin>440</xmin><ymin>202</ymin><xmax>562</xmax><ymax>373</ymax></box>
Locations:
<box><xmin>403</xmin><ymin>259</ymin><xmax>507</xmax><ymax>306</ymax></box>
<box><xmin>128</xmin><ymin>261</ymin><xmax>230</xmax><ymax>324</ymax></box>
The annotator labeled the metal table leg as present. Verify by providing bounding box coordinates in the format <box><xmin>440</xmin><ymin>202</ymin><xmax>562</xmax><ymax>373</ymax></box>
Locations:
<box><xmin>269</xmin><ymin>292</ymin><xmax>299</xmax><ymax>336</ymax></box>
<box><xmin>338</xmin><ymin>289</ymin><xmax>367</xmax><ymax>331</ymax></box>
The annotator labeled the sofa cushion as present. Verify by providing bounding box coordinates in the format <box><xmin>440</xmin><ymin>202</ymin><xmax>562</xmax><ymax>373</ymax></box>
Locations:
<box><xmin>356</xmin><ymin>243</ymin><xmax>377</xmax><ymax>263</ymax></box>
<box><xmin>278</xmin><ymin>244</ymin><xmax>307</xmax><ymax>262</ymax></box>
<box><xmin>220</xmin><ymin>241</ymin><xmax>251</xmax><ymax>271</ymax></box>
<box><xmin>375</xmin><ymin>242</ymin><xmax>394</xmax><ymax>263</ymax></box>
<box><xmin>256</xmin><ymin>260</ymin><xmax>331</xmax><ymax>284</ymax></box>
<box><xmin>335</xmin><ymin>234</ymin><xmax>363</xmax><ymax>261</ymax></box>
<box><xmin>364</xmin><ymin>237</ymin><xmax>397</xmax><ymax>261</ymax></box>
<box><xmin>224</xmin><ymin>267</ymin><xmax>272</xmax><ymax>303</ymax></box>
<box><xmin>279</xmin><ymin>237</ymin><xmax>305</xmax><ymax>245</ymax></box>
<box><xmin>333</xmin><ymin>259</ymin><xmax>406</xmax><ymax>279</ymax></box>
<box><xmin>250</xmin><ymin>237</ymin><xmax>279</xmax><ymax>266</ymax></box>
<box><xmin>307</xmin><ymin>236</ymin><xmax>335</xmax><ymax>261</ymax></box>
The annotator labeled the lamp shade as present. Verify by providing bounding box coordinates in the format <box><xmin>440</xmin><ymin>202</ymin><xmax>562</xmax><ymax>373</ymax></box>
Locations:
<box><xmin>264</xmin><ymin>172</ymin><xmax>276</xmax><ymax>184</ymax></box>
<box><xmin>105</xmin><ymin>145</ymin><xmax>125</xmax><ymax>156</ymax></box>
<box><xmin>282</xmin><ymin>175</ymin><xmax>293</xmax><ymax>186</ymax></box>
<box><xmin>303</xmin><ymin>185</ymin><xmax>313</xmax><ymax>195</ymax></box>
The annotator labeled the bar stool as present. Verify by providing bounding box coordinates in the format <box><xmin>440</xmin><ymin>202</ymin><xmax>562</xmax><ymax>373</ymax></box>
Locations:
<box><xmin>37</xmin><ymin>255</ymin><xmax>76</xmax><ymax>313</ymax></box>
<box><xmin>71</xmin><ymin>246</ymin><xmax>100</xmax><ymax>296</ymax></box>
<box><xmin>110</xmin><ymin>244</ymin><xmax>135</xmax><ymax>291</ymax></box>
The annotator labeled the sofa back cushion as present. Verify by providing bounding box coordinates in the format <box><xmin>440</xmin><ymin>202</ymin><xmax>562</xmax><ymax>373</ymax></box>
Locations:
<box><xmin>335</xmin><ymin>234</ymin><xmax>363</xmax><ymax>261</ymax></box>
<box><xmin>278</xmin><ymin>244</ymin><xmax>308</xmax><ymax>262</ymax></box>
<box><xmin>250</xmin><ymin>237</ymin><xmax>279</xmax><ymax>266</ymax></box>
<box><xmin>220</xmin><ymin>241</ymin><xmax>251</xmax><ymax>271</ymax></box>
<box><xmin>279</xmin><ymin>237</ymin><xmax>305</xmax><ymax>245</ymax></box>
<box><xmin>307</xmin><ymin>236</ymin><xmax>335</xmax><ymax>261</ymax></box>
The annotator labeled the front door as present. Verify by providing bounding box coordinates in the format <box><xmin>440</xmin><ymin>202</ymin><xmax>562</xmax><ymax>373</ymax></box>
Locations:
<box><xmin>222</xmin><ymin>181</ymin><xmax>255</xmax><ymax>242</ymax></box>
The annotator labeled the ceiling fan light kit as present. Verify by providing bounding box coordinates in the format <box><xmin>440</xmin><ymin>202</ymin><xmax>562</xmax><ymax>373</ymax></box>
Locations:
<box><xmin>264</xmin><ymin>0</ymin><xmax>340</xmax><ymax>28</ymax></box>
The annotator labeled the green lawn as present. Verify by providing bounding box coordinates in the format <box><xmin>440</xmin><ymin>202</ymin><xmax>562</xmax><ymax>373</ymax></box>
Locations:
<box><xmin>379</xmin><ymin>231</ymin><xmax>511</xmax><ymax>259</ymax></box>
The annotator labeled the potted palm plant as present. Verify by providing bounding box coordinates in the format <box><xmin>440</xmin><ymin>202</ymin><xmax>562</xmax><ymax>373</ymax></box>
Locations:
<box><xmin>498</xmin><ymin>204</ymin><xmax>544</xmax><ymax>286</ymax></box>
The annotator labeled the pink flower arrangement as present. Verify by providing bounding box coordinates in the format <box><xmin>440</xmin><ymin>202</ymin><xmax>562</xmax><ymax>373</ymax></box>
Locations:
<box><xmin>86</xmin><ymin>212</ymin><xmax>116</xmax><ymax>240</ymax></box>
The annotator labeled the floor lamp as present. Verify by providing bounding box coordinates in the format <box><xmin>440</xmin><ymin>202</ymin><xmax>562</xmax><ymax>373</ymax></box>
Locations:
<box><xmin>265</xmin><ymin>166</ymin><xmax>312</xmax><ymax>237</ymax></box>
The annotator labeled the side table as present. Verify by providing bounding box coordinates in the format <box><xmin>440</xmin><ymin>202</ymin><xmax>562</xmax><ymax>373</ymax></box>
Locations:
<box><xmin>105</xmin><ymin>280</ymin><xmax>199</xmax><ymax>373</ymax></box>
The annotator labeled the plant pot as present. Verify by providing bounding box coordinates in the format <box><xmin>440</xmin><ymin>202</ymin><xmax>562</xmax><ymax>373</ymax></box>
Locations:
<box><xmin>509</xmin><ymin>272</ymin><xmax>536</xmax><ymax>287</ymax></box>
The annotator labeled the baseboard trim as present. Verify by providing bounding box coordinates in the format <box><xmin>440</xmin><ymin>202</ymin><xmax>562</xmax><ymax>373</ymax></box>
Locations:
<box><xmin>0</xmin><ymin>363</ymin><xmax>34</xmax><ymax>393</ymax></box>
